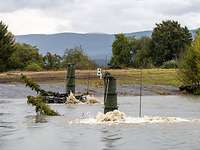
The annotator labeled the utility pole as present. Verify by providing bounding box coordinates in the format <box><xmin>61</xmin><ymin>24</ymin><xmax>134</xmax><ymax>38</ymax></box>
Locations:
<box><xmin>129</xmin><ymin>48</ymin><xmax>142</xmax><ymax>117</ymax></box>
<box><xmin>86</xmin><ymin>63</ymin><xmax>90</xmax><ymax>95</ymax></box>
<box><xmin>105</xmin><ymin>55</ymin><xmax>107</xmax><ymax>72</ymax></box>
<box><xmin>139</xmin><ymin>67</ymin><xmax>142</xmax><ymax>118</ymax></box>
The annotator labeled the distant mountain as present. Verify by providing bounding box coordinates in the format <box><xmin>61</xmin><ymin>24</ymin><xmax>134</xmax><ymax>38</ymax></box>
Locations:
<box><xmin>15</xmin><ymin>30</ymin><xmax>195</xmax><ymax>65</ymax></box>
<box><xmin>125</xmin><ymin>31</ymin><xmax>152</xmax><ymax>37</ymax></box>
<box><xmin>15</xmin><ymin>31</ymin><xmax>151</xmax><ymax>63</ymax></box>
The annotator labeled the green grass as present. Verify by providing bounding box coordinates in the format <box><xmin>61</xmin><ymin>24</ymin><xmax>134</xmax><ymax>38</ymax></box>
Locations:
<box><xmin>76</xmin><ymin>69</ymin><xmax>180</xmax><ymax>87</ymax></box>
<box><xmin>1</xmin><ymin>69</ymin><xmax>180</xmax><ymax>87</ymax></box>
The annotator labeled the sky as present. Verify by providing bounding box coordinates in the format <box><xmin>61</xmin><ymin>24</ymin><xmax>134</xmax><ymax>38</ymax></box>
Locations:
<box><xmin>0</xmin><ymin>0</ymin><xmax>199</xmax><ymax>35</ymax></box>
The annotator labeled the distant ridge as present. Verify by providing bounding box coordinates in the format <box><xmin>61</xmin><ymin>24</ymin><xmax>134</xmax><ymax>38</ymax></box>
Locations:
<box><xmin>15</xmin><ymin>30</ymin><xmax>196</xmax><ymax>65</ymax></box>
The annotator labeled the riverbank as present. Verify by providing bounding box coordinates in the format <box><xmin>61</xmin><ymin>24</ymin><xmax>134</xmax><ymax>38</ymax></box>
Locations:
<box><xmin>0</xmin><ymin>69</ymin><xmax>179</xmax><ymax>85</ymax></box>
<box><xmin>0</xmin><ymin>69</ymin><xmax>181</xmax><ymax>96</ymax></box>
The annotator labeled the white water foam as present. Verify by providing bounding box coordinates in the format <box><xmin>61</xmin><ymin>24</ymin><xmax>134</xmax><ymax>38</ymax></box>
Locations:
<box><xmin>85</xmin><ymin>95</ymin><xmax>100</xmax><ymax>104</ymax></box>
<box><xmin>69</xmin><ymin>110</ymin><xmax>193</xmax><ymax>125</ymax></box>
<box><xmin>65</xmin><ymin>92</ymin><xmax>99</xmax><ymax>104</ymax></box>
<box><xmin>65</xmin><ymin>92</ymin><xmax>80</xmax><ymax>104</ymax></box>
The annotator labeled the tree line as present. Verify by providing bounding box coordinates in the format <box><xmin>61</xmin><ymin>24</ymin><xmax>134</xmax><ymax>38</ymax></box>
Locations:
<box><xmin>110</xmin><ymin>20</ymin><xmax>192</xmax><ymax>68</ymax></box>
<box><xmin>110</xmin><ymin>20</ymin><xmax>200</xmax><ymax>94</ymax></box>
<box><xmin>0</xmin><ymin>21</ymin><xmax>97</xmax><ymax>72</ymax></box>
<box><xmin>1</xmin><ymin>20</ymin><xmax>200</xmax><ymax>94</ymax></box>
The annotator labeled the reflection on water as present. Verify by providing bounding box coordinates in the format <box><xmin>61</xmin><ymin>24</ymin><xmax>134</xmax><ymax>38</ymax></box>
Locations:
<box><xmin>0</xmin><ymin>95</ymin><xmax>200</xmax><ymax>150</ymax></box>
<box><xmin>101</xmin><ymin>128</ymin><xmax>122</xmax><ymax>150</ymax></box>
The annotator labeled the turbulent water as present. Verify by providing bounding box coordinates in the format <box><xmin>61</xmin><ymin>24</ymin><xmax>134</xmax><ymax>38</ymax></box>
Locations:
<box><xmin>0</xmin><ymin>84</ymin><xmax>200</xmax><ymax>150</ymax></box>
<box><xmin>75</xmin><ymin>111</ymin><xmax>193</xmax><ymax>124</ymax></box>
<box><xmin>66</xmin><ymin>92</ymin><xmax>99</xmax><ymax>104</ymax></box>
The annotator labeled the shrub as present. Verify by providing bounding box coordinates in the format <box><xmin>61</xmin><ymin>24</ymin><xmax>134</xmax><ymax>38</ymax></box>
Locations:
<box><xmin>193</xmin><ymin>88</ymin><xmax>200</xmax><ymax>95</ymax></box>
<box><xmin>178</xmin><ymin>29</ymin><xmax>200</xmax><ymax>95</ymax></box>
<box><xmin>63</xmin><ymin>47</ymin><xmax>97</xmax><ymax>69</ymax></box>
<box><xmin>25</xmin><ymin>63</ymin><xmax>43</xmax><ymax>71</ymax></box>
<box><xmin>10</xmin><ymin>43</ymin><xmax>43</xmax><ymax>70</ymax></box>
<box><xmin>161</xmin><ymin>60</ymin><xmax>177</xmax><ymax>69</ymax></box>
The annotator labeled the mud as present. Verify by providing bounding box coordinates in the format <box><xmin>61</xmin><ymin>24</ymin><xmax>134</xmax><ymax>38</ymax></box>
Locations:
<box><xmin>76</xmin><ymin>84</ymin><xmax>181</xmax><ymax>96</ymax></box>
<box><xmin>0</xmin><ymin>83</ymin><xmax>181</xmax><ymax>99</ymax></box>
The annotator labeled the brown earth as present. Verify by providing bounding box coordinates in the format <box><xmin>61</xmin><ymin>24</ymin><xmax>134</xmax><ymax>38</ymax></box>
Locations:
<box><xmin>0</xmin><ymin>69</ymin><xmax>181</xmax><ymax>96</ymax></box>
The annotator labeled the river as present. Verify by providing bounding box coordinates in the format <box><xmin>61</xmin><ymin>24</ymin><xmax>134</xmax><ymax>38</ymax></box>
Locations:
<box><xmin>0</xmin><ymin>83</ymin><xmax>200</xmax><ymax>150</ymax></box>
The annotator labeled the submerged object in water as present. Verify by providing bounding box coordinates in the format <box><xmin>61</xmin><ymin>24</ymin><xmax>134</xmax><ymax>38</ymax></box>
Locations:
<box><xmin>21</xmin><ymin>74</ymin><xmax>67</xmax><ymax>103</ymax></box>
<box><xmin>66</xmin><ymin>63</ymin><xmax>75</xmax><ymax>94</ymax></box>
<box><xmin>27</xmin><ymin>96</ymin><xmax>60</xmax><ymax>116</ymax></box>
<box><xmin>103</xmin><ymin>72</ymin><xmax>118</xmax><ymax>114</ymax></box>
<box><xmin>65</xmin><ymin>92</ymin><xmax>99</xmax><ymax>104</ymax></box>
<box><xmin>85</xmin><ymin>95</ymin><xmax>99</xmax><ymax>104</ymax></box>
<box><xmin>65</xmin><ymin>91</ymin><xmax>80</xmax><ymax>104</ymax></box>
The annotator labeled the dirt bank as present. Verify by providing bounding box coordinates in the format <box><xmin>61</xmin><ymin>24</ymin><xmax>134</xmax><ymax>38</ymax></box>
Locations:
<box><xmin>0</xmin><ymin>69</ymin><xmax>181</xmax><ymax>96</ymax></box>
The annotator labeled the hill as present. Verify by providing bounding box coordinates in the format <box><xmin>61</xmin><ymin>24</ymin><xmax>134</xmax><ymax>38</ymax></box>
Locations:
<box><xmin>15</xmin><ymin>31</ymin><xmax>151</xmax><ymax>64</ymax></box>
<box><xmin>15</xmin><ymin>30</ymin><xmax>195</xmax><ymax>65</ymax></box>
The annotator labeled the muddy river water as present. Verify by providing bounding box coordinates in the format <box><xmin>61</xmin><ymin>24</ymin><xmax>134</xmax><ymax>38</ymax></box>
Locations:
<box><xmin>0</xmin><ymin>83</ymin><xmax>200</xmax><ymax>150</ymax></box>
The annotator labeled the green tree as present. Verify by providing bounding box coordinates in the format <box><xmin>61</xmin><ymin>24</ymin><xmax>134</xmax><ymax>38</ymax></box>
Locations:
<box><xmin>25</xmin><ymin>62</ymin><xmax>43</xmax><ymax>71</ymax></box>
<box><xmin>110</xmin><ymin>34</ymin><xmax>153</xmax><ymax>68</ymax></box>
<box><xmin>134</xmin><ymin>37</ymin><xmax>153</xmax><ymax>68</ymax></box>
<box><xmin>151</xmin><ymin>20</ymin><xmax>192</xmax><ymax>66</ymax></box>
<box><xmin>43</xmin><ymin>52</ymin><xmax>62</xmax><ymax>70</ymax></box>
<box><xmin>10</xmin><ymin>43</ymin><xmax>43</xmax><ymax>70</ymax></box>
<box><xmin>0</xmin><ymin>21</ymin><xmax>16</xmax><ymax>71</ymax></box>
<box><xmin>63</xmin><ymin>47</ymin><xmax>96</xmax><ymax>69</ymax></box>
<box><xmin>110</xmin><ymin>33</ymin><xmax>133</xmax><ymax>68</ymax></box>
<box><xmin>178</xmin><ymin>29</ymin><xmax>200</xmax><ymax>94</ymax></box>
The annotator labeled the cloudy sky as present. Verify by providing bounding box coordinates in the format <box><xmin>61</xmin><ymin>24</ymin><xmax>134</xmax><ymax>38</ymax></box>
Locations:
<box><xmin>0</xmin><ymin>0</ymin><xmax>199</xmax><ymax>35</ymax></box>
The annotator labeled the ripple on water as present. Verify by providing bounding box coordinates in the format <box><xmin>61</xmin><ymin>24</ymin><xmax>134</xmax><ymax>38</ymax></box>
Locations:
<box><xmin>0</xmin><ymin>112</ymin><xmax>11</xmax><ymax>116</ymax></box>
<box><xmin>0</xmin><ymin>100</ymin><xmax>11</xmax><ymax>104</ymax></box>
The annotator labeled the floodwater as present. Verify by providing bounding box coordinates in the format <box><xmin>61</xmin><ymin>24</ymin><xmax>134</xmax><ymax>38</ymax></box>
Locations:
<box><xmin>0</xmin><ymin>84</ymin><xmax>200</xmax><ymax>150</ymax></box>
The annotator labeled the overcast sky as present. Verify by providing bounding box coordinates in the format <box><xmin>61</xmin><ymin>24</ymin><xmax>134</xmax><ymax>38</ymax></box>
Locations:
<box><xmin>0</xmin><ymin>0</ymin><xmax>199</xmax><ymax>35</ymax></box>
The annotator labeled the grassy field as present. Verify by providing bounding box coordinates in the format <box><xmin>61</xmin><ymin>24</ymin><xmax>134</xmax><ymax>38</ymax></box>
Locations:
<box><xmin>0</xmin><ymin>69</ymin><xmax>180</xmax><ymax>87</ymax></box>
<box><xmin>114</xmin><ymin>69</ymin><xmax>179</xmax><ymax>86</ymax></box>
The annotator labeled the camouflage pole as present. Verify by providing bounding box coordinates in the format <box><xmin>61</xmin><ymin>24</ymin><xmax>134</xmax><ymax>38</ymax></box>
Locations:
<box><xmin>103</xmin><ymin>72</ymin><xmax>118</xmax><ymax>114</ymax></box>
<box><xmin>66</xmin><ymin>63</ymin><xmax>75</xmax><ymax>94</ymax></box>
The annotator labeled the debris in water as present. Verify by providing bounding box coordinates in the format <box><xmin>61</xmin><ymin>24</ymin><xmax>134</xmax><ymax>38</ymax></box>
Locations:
<box><xmin>27</xmin><ymin>96</ymin><xmax>60</xmax><ymax>116</ymax></box>
<box><xmin>21</xmin><ymin>74</ymin><xmax>67</xmax><ymax>103</ymax></box>
<box><xmin>96</xmin><ymin>110</ymin><xmax>125</xmax><ymax>122</ymax></box>
<box><xmin>65</xmin><ymin>91</ymin><xmax>80</xmax><ymax>104</ymax></box>
<box><xmin>85</xmin><ymin>95</ymin><xmax>99</xmax><ymax>104</ymax></box>
<box><xmin>65</xmin><ymin>92</ymin><xmax>99</xmax><ymax>105</ymax></box>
